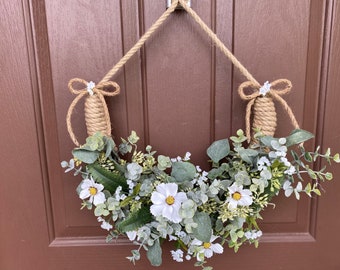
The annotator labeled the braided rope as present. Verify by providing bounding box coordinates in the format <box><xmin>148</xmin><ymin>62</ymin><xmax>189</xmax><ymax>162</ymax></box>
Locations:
<box><xmin>177</xmin><ymin>0</ymin><xmax>260</xmax><ymax>87</ymax></box>
<box><xmin>67</xmin><ymin>78</ymin><xmax>120</xmax><ymax>146</ymax></box>
<box><xmin>99</xmin><ymin>0</ymin><xmax>179</xmax><ymax>84</ymax></box>
<box><xmin>238</xmin><ymin>79</ymin><xmax>299</xmax><ymax>141</ymax></box>
<box><xmin>66</xmin><ymin>0</ymin><xmax>300</xmax><ymax>145</ymax></box>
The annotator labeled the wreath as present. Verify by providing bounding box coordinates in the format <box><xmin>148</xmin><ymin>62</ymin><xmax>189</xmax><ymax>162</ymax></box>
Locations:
<box><xmin>61</xmin><ymin>1</ymin><xmax>339</xmax><ymax>269</ymax></box>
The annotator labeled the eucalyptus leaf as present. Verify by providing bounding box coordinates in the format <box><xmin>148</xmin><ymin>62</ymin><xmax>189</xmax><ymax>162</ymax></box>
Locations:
<box><xmin>104</xmin><ymin>137</ymin><xmax>115</xmax><ymax>158</ymax></box>
<box><xmin>128</xmin><ymin>131</ymin><xmax>140</xmax><ymax>144</ymax></box>
<box><xmin>146</xmin><ymin>239</ymin><xmax>162</xmax><ymax>266</ymax></box>
<box><xmin>286</xmin><ymin>129</ymin><xmax>314</xmax><ymax>147</ymax></box>
<box><xmin>171</xmin><ymin>161</ymin><xmax>196</xmax><ymax>182</ymax></box>
<box><xmin>192</xmin><ymin>212</ymin><xmax>212</xmax><ymax>242</ymax></box>
<box><xmin>207</xmin><ymin>139</ymin><xmax>230</xmax><ymax>163</ymax></box>
<box><xmin>238</xmin><ymin>149</ymin><xmax>258</xmax><ymax>164</ymax></box>
<box><xmin>157</xmin><ymin>155</ymin><xmax>172</xmax><ymax>171</ymax></box>
<box><xmin>72</xmin><ymin>149</ymin><xmax>99</xmax><ymax>164</ymax></box>
<box><xmin>259</xmin><ymin>136</ymin><xmax>276</xmax><ymax>147</ymax></box>
<box><xmin>325</xmin><ymin>172</ymin><xmax>333</xmax><ymax>180</ymax></box>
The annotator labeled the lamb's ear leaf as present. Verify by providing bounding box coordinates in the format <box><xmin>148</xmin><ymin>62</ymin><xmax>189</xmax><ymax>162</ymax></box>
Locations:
<box><xmin>147</xmin><ymin>239</ymin><xmax>162</xmax><ymax>266</ymax></box>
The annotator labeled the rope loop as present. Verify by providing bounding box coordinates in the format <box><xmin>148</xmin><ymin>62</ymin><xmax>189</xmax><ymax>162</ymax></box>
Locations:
<box><xmin>66</xmin><ymin>78</ymin><xmax>120</xmax><ymax>146</ymax></box>
<box><xmin>65</xmin><ymin>0</ymin><xmax>300</xmax><ymax>145</ymax></box>
<box><xmin>238</xmin><ymin>79</ymin><xmax>299</xmax><ymax>142</ymax></box>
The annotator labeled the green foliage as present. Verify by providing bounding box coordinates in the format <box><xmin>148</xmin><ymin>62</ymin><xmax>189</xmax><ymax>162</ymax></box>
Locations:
<box><xmin>286</xmin><ymin>129</ymin><xmax>314</xmax><ymax>147</ymax></box>
<box><xmin>207</xmin><ymin>139</ymin><xmax>230</xmax><ymax>163</ymax></box>
<box><xmin>64</xmin><ymin>129</ymin><xmax>339</xmax><ymax>269</ymax></box>
<box><xmin>72</xmin><ymin>149</ymin><xmax>99</xmax><ymax>164</ymax></box>
<box><xmin>238</xmin><ymin>149</ymin><xmax>258</xmax><ymax>164</ymax></box>
<box><xmin>192</xmin><ymin>212</ymin><xmax>212</xmax><ymax>243</ymax></box>
<box><xmin>117</xmin><ymin>206</ymin><xmax>153</xmax><ymax>233</ymax></box>
<box><xmin>128</xmin><ymin>130</ymin><xmax>140</xmax><ymax>144</ymax></box>
<box><xmin>87</xmin><ymin>163</ymin><xmax>128</xmax><ymax>193</ymax></box>
<box><xmin>147</xmin><ymin>239</ymin><xmax>162</xmax><ymax>266</ymax></box>
<box><xmin>171</xmin><ymin>161</ymin><xmax>196</xmax><ymax>182</ymax></box>
<box><xmin>157</xmin><ymin>155</ymin><xmax>172</xmax><ymax>171</ymax></box>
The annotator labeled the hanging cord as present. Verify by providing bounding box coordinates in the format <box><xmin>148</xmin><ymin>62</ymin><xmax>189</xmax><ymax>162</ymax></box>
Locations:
<box><xmin>66</xmin><ymin>0</ymin><xmax>299</xmax><ymax>145</ymax></box>
<box><xmin>99</xmin><ymin>0</ymin><xmax>179</xmax><ymax>84</ymax></box>
<box><xmin>99</xmin><ymin>0</ymin><xmax>259</xmax><ymax>86</ymax></box>
<box><xmin>177</xmin><ymin>0</ymin><xmax>260</xmax><ymax>87</ymax></box>
<box><xmin>66</xmin><ymin>0</ymin><xmax>179</xmax><ymax>146</ymax></box>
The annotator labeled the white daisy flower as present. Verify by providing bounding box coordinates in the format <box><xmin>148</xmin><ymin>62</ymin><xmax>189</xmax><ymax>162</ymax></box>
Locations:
<box><xmin>171</xmin><ymin>156</ymin><xmax>182</xmax><ymax>162</ymax></box>
<box><xmin>79</xmin><ymin>177</ymin><xmax>106</xmax><ymax>206</ymax></box>
<box><xmin>269</xmin><ymin>139</ymin><xmax>288</xmax><ymax>158</ymax></box>
<box><xmin>191</xmin><ymin>235</ymin><xmax>223</xmax><ymax>261</ymax></box>
<box><xmin>245</xmin><ymin>230</ymin><xmax>262</xmax><ymax>240</ymax></box>
<box><xmin>226</xmin><ymin>183</ymin><xmax>253</xmax><ymax>209</ymax></box>
<box><xmin>87</xmin><ymin>81</ymin><xmax>95</xmax><ymax>95</ymax></box>
<box><xmin>97</xmin><ymin>217</ymin><xmax>113</xmax><ymax>231</ymax></box>
<box><xmin>170</xmin><ymin>249</ymin><xmax>184</xmax><ymax>262</ymax></box>
<box><xmin>150</xmin><ymin>183</ymin><xmax>187</xmax><ymax>223</ymax></box>
<box><xmin>259</xmin><ymin>81</ymin><xmax>271</xmax><ymax>96</ymax></box>
<box><xmin>183</xmin><ymin>152</ymin><xmax>191</xmax><ymax>161</ymax></box>
<box><xmin>257</xmin><ymin>156</ymin><xmax>271</xmax><ymax>171</ymax></box>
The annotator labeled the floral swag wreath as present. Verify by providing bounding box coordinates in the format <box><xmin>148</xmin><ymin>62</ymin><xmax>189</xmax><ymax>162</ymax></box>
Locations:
<box><xmin>61</xmin><ymin>1</ymin><xmax>339</xmax><ymax>269</ymax></box>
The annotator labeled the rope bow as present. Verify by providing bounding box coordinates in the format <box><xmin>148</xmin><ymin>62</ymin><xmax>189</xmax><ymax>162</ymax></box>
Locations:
<box><xmin>238</xmin><ymin>79</ymin><xmax>299</xmax><ymax>142</ymax></box>
<box><xmin>66</xmin><ymin>78</ymin><xmax>120</xmax><ymax>146</ymax></box>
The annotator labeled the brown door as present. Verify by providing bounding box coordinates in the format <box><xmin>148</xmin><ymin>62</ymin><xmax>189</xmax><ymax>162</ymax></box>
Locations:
<box><xmin>2</xmin><ymin>0</ymin><xmax>340</xmax><ymax>269</ymax></box>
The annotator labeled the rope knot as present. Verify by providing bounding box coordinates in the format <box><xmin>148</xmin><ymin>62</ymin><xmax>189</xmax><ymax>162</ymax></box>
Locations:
<box><xmin>238</xmin><ymin>79</ymin><xmax>299</xmax><ymax>142</ymax></box>
<box><xmin>66</xmin><ymin>78</ymin><xmax>120</xmax><ymax>146</ymax></box>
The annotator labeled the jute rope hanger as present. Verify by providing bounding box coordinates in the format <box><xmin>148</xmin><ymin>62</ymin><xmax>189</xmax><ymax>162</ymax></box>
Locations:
<box><xmin>66</xmin><ymin>0</ymin><xmax>299</xmax><ymax>146</ymax></box>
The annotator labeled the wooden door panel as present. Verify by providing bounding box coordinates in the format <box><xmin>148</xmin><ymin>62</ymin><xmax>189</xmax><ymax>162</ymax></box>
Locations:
<box><xmin>3</xmin><ymin>0</ymin><xmax>340</xmax><ymax>269</ymax></box>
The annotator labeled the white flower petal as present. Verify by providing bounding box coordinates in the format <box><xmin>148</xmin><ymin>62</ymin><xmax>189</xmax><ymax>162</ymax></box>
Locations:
<box><xmin>156</xmin><ymin>183</ymin><xmax>168</xmax><ymax>195</ymax></box>
<box><xmin>81</xmin><ymin>179</ymin><xmax>93</xmax><ymax>189</ymax></box>
<box><xmin>228</xmin><ymin>200</ymin><xmax>238</xmax><ymax>209</ymax></box>
<box><xmin>93</xmin><ymin>192</ymin><xmax>106</xmax><ymax>206</ymax></box>
<box><xmin>165</xmin><ymin>183</ymin><xmax>178</xmax><ymax>197</ymax></box>
<box><xmin>191</xmin><ymin>239</ymin><xmax>202</xmax><ymax>246</ymax></box>
<box><xmin>79</xmin><ymin>189</ymin><xmax>90</xmax><ymax>199</ymax></box>
<box><xmin>162</xmin><ymin>204</ymin><xmax>174</xmax><ymax>219</ymax></box>
<box><xmin>150</xmin><ymin>204</ymin><xmax>164</xmax><ymax>217</ymax></box>
<box><xmin>240</xmin><ymin>196</ymin><xmax>253</xmax><ymax>206</ymax></box>
<box><xmin>211</xmin><ymin>243</ymin><xmax>223</xmax><ymax>254</ymax></box>
<box><xmin>151</xmin><ymin>191</ymin><xmax>166</xmax><ymax>204</ymax></box>
<box><xmin>204</xmin><ymin>248</ymin><xmax>214</xmax><ymax>258</ymax></box>
<box><xmin>94</xmin><ymin>182</ymin><xmax>104</xmax><ymax>192</ymax></box>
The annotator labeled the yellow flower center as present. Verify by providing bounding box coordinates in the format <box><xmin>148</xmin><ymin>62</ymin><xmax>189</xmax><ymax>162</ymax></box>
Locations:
<box><xmin>89</xmin><ymin>187</ymin><xmax>97</xmax><ymax>196</ymax></box>
<box><xmin>232</xmin><ymin>191</ymin><xmax>242</xmax><ymax>201</ymax></box>
<box><xmin>165</xmin><ymin>196</ymin><xmax>175</xmax><ymax>205</ymax></box>
<box><xmin>203</xmin><ymin>242</ymin><xmax>211</xmax><ymax>249</ymax></box>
